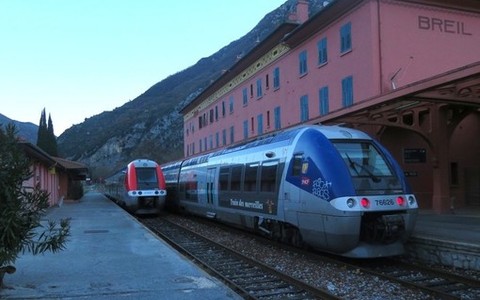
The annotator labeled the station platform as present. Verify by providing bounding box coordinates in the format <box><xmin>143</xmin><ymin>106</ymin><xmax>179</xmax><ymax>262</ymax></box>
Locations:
<box><xmin>0</xmin><ymin>192</ymin><xmax>242</xmax><ymax>300</ymax></box>
<box><xmin>406</xmin><ymin>208</ymin><xmax>480</xmax><ymax>271</ymax></box>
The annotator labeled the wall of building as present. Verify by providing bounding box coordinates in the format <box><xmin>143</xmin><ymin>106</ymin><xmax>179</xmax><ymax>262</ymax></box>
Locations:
<box><xmin>23</xmin><ymin>161</ymin><xmax>62</xmax><ymax>207</ymax></box>
<box><xmin>182</xmin><ymin>0</ymin><xmax>480</xmax><ymax>210</ymax></box>
<box><xmin>379</xmin><ymin>0</ymin><xmax>480</xmax><ymax>91</ymax></box>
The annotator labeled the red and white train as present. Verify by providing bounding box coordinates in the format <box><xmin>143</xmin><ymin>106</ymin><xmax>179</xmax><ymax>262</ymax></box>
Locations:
<box><xmin>105</xmin><ymin>159</ymin><xmax>167</xmax><ymax>215</ymax></box>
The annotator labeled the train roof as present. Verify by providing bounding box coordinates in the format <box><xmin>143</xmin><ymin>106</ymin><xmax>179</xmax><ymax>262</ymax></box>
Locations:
<box><xmin>178</xmin><ymin>125</ymin><xmax>372</xmax><ymax>168</ymax></box>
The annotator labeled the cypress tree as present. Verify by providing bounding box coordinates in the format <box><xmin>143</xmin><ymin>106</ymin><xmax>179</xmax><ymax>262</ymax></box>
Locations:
<box><xmin>36</xmin><ymin>109</ymin><xmax>58</xmax><ymax>156</ymax></box>
<box><xmin>47</xmin><ymin>114</ymin><xmax>58</xmax><ymax>156</ymax></box>
<box><xmin>36</xmin><ymin>108</ymin><xmax>48</xmax><ymax>151</ymax></box>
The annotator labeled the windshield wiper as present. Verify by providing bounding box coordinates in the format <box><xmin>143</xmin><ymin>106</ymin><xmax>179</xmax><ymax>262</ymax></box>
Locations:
<box><xmin>345</xmin><ymin>153</ymin><xmax>381</xmax><ymax>183</ymax></box>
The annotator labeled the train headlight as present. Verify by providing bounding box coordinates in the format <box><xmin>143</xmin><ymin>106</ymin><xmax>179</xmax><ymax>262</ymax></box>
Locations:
<box><xmin>360</xmin><ymin>197</ymin><xmax>370</xmax><ymax>208</ymax></box>
<box><xmin>132</xmin><ymin>191</ymin><xmax>137</xmax><ymax>195</ymax></box>
<box><xmin>396</xmin><ymin>196</ymin><xmax>405</xmax><ymax>206</ymax></box>
<box><xmin>346</xmin><ymin>198</ymin><xmax>356</xmax><ymax>208</ymax></box>
<box><xmin>408</xmin><ymin>195</ymin><xmax>416</xmax><ymax>206</ymax></box>
<box><xmin>138</xmin><ymin>191</ymin><xmax>143</xmax><ymax>195</ymax></box>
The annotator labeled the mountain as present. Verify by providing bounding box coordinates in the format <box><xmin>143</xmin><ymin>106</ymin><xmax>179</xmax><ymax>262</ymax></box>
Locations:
<box><xmin>0</xmin><ymin>113</ymin><xmax>38</xmax><ymax>143</ymax></box>
<box><xmin>57</xmin><ymin>0</ymin><xmax>329</xmax><ymax>179</ymax></box>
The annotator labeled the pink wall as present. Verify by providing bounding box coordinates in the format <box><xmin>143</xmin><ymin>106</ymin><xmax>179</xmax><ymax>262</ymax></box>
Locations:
<box><xmin>23</xmin><ymin>162</ymin><xmax>63</xmax><ymax>207</ymax></box>
<box><xmin>185</xmin><ymin>0</ymin><xmax>480</xmax><ymax>157</ymax></box>
<box><xmin>379</xmin><ymin>1</ymin><xmax>480</xmax><ymax>91</ymax></box>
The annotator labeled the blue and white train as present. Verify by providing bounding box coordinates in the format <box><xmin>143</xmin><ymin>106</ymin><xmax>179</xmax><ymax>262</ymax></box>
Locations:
<box><xmin>162</xmin><ymin>125</ymin><xmax>418</xmax><ymax>258</ymax></box>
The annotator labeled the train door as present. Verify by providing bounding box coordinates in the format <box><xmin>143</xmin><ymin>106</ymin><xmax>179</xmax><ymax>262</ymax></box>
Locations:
<box><xmin>206</xmin><ymin>167</ymin><xmax>217</xmax><ymax>217</ymax></box>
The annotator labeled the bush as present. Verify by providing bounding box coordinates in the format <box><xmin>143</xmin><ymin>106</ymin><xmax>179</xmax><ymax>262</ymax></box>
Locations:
<box><xmin>0</xmin><ymin>123</ymin><xmax>70</xmax><ymax>288</ymax></box>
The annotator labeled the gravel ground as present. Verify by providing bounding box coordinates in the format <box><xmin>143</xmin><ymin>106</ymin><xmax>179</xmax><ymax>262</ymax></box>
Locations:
<box><xmin>165</xmin><ymin>215</ymin><xmax>445</xmax><ymax>300</ymax></box>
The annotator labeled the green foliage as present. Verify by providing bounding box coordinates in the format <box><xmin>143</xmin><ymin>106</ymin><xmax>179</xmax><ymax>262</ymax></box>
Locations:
<box><xmin>36</xmin><ymin>108</ymin><xmax>58</xmax><ymax>156</ymax></box>
<box><xmin>0</xmin><ymin>123</ymin><xmax>70</xmax><ymax>286</ymax></box>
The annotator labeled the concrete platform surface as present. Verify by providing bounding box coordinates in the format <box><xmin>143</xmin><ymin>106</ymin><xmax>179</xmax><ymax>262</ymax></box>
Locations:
<box><xmin>407</xmin><ymin>208</ymin><xmax>480</xmax><ymax>270</ymax></box>
<box><xmin>0</xmin><ymin>192</ymin><xmax>241</xmax><ymax>299</ymax></box>
<box><xmin>413</xmin><ymin>209</ymin><xmax>480</xmax><ymax>245</ymax></box>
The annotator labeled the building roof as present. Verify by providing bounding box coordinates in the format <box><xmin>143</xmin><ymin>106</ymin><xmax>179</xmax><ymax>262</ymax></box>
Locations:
<box><xmin>180</xmin><ymin>22</ymin><xmax>299</xmax><ymax>114</ymax></box>
<box><xmin>19</xmin><ymin>141</ymin><xmax>89</xmax><ymax>180</ymax></box>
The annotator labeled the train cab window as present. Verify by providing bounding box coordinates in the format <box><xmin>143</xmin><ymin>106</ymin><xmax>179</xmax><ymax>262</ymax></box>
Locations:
<box><xmin>244</xmin><ymin>163</ymin><xmax>259</xmax><ymax>192</ymax></box>
<box><xmin>260</xmin><ymin>160</ymin><xmax>278</xmax><ymax>193</ymax></box>
<box><xmin>230</xmin><ymin>165</ymin><xmax>243</xmax><ymax>191</ymax></box>
<box><xmin>136</xmin><ymin>168</ymin><xmax>158</xmax><ymax>189</ymax></box>
<box><xmin>333</xmin><ymin>141</ymin><xmax>402</xmax><ymax>192</ymax></box>
<box><xmin>219</xmin><ymin>167</ymin><xmax>230</xmax><ymax>191</ymax></box>
<box><xmin>292</xmin><ymin>154</ymin><xmax>303</xmax><ymax>176</ymax></box>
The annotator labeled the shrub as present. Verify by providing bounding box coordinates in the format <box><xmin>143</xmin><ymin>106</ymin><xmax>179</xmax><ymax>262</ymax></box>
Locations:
<box><xmin>0</xmin><ymin>123</ymin><xmax>70</xmax><ymax>288</ymax></box>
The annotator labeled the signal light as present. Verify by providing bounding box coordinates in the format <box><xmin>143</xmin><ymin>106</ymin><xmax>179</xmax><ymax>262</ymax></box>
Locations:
<box><xmin>360</xmin><ymin>197</ymin><xmax>370</xmax><ymax>208</ymax></box>
<box><xmin>396</xmin><ymin>196</ymin><xmax>405</xmax><ymax>206</ymax></box>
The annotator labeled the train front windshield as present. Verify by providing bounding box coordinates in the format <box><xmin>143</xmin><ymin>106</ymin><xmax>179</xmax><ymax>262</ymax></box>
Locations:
<box><xmin>333</xmin><ymin>141</ymin><xmax>403</xmax><ymax>194</ymax></box>
<box><xmin>136</xmin><ymin>168</ymin><xmax>158</xmax><ymax>189</ymax></box>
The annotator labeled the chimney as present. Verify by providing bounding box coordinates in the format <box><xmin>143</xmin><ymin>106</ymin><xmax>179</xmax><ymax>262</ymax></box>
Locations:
<box><xmin>288</xmin><ymin>0</ymin><xmax>309</xmax><ymax>24</ymax></box>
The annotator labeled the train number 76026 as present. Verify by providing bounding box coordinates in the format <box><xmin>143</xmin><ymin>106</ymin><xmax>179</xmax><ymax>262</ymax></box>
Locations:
<box><xmin>375</xmin><ymin>199</ymin><xmax>394</xmax><ymax>206</ymax></box>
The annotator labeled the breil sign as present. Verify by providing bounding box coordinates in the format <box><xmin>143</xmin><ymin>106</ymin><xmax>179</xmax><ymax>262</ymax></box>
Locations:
<box><xmin>418</xmin><ymin>15</ymin><xmax>473</xmax><ymax>36</ymax></box>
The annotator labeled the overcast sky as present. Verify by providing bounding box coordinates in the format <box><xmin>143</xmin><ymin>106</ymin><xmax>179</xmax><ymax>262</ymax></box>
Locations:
<box><xmin>0</xmin><ymin>0</ymin><xmax>286</xmax><ymax>135</ymax></box>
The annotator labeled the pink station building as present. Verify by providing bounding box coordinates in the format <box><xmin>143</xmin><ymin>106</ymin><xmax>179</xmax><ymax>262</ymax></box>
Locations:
<box><xmin>181</xmin><ymin>0</ymin><xmax>480</xmax><ymax>213</ymax></box>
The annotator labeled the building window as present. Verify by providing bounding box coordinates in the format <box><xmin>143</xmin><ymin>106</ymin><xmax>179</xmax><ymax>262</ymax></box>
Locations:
<box><xmin>300</xmin><ymin>95</ymin><xmax>309</xmax><ymax>122</ymax></box>
<box><xmin>319</xmin><ymin>86</ymin><xmax>329</xmax><ymax>115</ymax></box>
<box><xmin>209</xmin><ymin>135</ymin><xmax>213</xmax><ymax>149</ymax></box>
<box><xmin>257</xmin><ymin>114</ymin><xmax>263</xmax><ymax>135</ymax></box>
<box><xmin>230</xmin><ymin>126</ymin><xmax>234</xmax><ymax>144</ymax></box>
<box><xmin>451</xmin><ymin>162</ymin><xmax>459</xmax><ymax>185</ymax></box>
<box><xmin>242</xmin><ymin>88</ymin><xmax>248</xmax><ymax>106</ymax></box>
<box><xmin>222</xmin><ymin>101</ymin><xmax>226</xmax><ymax>117</ymax></box>
<box><xmin>209</xmin><ymin>109</ymin><xmax>214</xmax><ymax>123</ymax></box>
<box><xmin>198</xmin><ymin>116</ymin><xmax>203</xmax><ymax>129</ymax></box>
<box><xmin>299</xmin><ymin>50</ymin><xmax>308</xmax><ymax>76</ymax></box>
<box><xmin>273</xmin><ymin>67</ymin><xmax>280</xmax><ymax>89</ymax></box>
<box><xmin>204</xmin><ymin>137</ymin><xmax>207</xmax><ymax>150</ymax></box>
<box><xmin>251</xmin><ymin>117</ymin><xmax>254</xmax><ymax>132</ymax></box>
<box><xmin>216</xmin><ymin>132</ymin><xmax>219</xmax><ymax>147</ymax></box>
<box><xmin>229</xmin><ymin>96</ymin><xmax>234</xmax><ymax>114</ymax></box>
<box><xmin>222</xmin><ymin>129</ymin><xmax>227</xmax><ymax>145</ymax></box>
<box><xmin>256</xmin><ymin>78</ymin><xmax>263</xmax><ymax>98</ymax></box>
<box><xmin>199</xmin><ymin>139</ymin><xmax>203</xmax><ymax>152</ymax></box>
<box><xmin>215</xmin><ymin>106</ymin><xmax>218</xmax><ymax>121</ymax></box>
<box><xmin>265</xmin><ymin>74</ymin><xmax>269</xmax><ymax>89</ymax></box>
<box><xmin>266</xmin><ymin>110</ymin><xmax>270</xmax><ymax>128</ymax></box>
<box><xmin>342</xmin><ymin>76</ymin><xmax>354</xmax><ymax>107</ymax></box>
<box><xmin>274</xmin><ymin>106</ymin><xmax>281</xmax><ymax>130</ymax></box>
<box><xmin>317</xmin><ymin>37</ymin><xmax>328</xmax><ymax>65</ymax></box>
<box><xmin>243</xmin><ymin>120</ymin><xmax>248</xmax><ymax>140</ymax></box>
<box><xmin>340</xmin><ymin>22</ymin><xmax>352</xmax><ymax>53</ymax></box>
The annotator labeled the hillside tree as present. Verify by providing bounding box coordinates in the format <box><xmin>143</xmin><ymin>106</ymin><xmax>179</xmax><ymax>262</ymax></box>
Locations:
<box><xmin>0</xmin><ymin>123</ymin><xmax>70</xmax><ymax>288</ymax></box>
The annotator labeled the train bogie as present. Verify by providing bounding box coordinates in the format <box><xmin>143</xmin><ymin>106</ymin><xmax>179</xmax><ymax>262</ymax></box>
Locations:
<box><xmin>162</xmin><ymin>125</ymin><xmax>418</xmax><ymax>258</ymax></box>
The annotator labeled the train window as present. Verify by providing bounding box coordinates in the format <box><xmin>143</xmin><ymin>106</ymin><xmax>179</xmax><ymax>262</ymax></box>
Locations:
<box><xmin>231</xmin><ymin>165</ymin><xmax>243</xmax><ymax>191</ymax></box>
<box><xmin>244</xmin><ymin>163</ymin><xmax>259</xmax><ymax>192</ymax></box>
<box><xmin>334</xmin><ymin>142</ymin><xmax>393</xmax><ymax>177</ymax></box>
<box><xmin>136</xmin><ymin>168</ymin><xmax>158</xmax><ymax>189</ymax></box>
<box><xmin>219</xmin><ymin>167</ymin><xmax>230</xmax><ymax>191</ymax></box>
<box><xmin>260</xmin><ymin>160</ymin><xmax>278</xmax><ymax>193</ymax></box>
<box><xmin>292</xmin><ymin>154</ymin><xmax>303</xmax><ymax>176</ymax></box>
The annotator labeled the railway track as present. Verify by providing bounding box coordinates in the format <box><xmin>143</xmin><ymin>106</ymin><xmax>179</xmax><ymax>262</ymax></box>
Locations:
<box><xmin>156</xmin><ymin>214</ymin><xmax>480</xmax><ymax>300</ymax></box>
<box><xmin>349</xmin><ymin>258</ymin><xmax>480</xmax><ymax>300</ymax></box>
<box><xmin>140</xmin><ymin>217</ymin><xmax>340</xmax><ymax>300</ymax></box>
